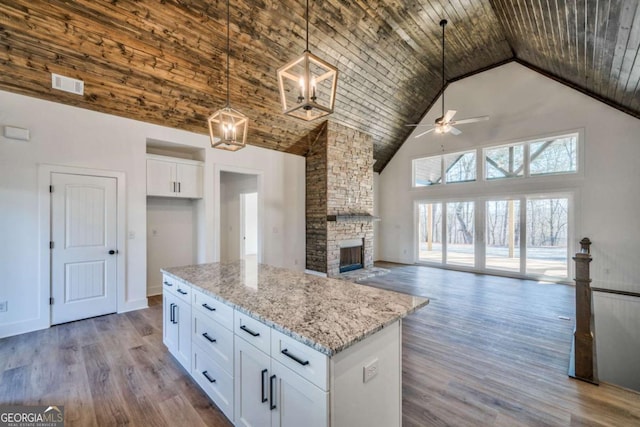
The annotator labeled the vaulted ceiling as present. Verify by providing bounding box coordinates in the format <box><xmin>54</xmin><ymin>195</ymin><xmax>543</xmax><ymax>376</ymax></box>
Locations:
<box><xmin>1</xmin><ymin>1</ymin><xmax>638</xmax><ymax>172</ymax></box>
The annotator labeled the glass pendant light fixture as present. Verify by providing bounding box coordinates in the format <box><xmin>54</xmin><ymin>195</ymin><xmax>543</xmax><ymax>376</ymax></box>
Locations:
<box><xmin>277</xmin><ymin>0</ymin><xmax>338</xmax><ymax>121</ymax></box>
<box><xmin>208</xmin><ymin>0</ymin><xmax>248</xmax><ymax>151</ymax></box>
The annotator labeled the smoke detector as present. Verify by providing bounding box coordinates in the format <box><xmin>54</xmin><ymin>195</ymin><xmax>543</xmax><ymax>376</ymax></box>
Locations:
<box><xmin>51</xmin><ymin>73</ymin><xmax>84</xmax><ymax>96</ymax></box>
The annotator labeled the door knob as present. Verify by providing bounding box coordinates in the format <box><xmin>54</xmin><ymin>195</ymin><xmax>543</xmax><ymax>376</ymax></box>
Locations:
<box><xmin>108</xmin><ymin>250</ymin><xmax>118</xmax><ymax>255</ymax></box>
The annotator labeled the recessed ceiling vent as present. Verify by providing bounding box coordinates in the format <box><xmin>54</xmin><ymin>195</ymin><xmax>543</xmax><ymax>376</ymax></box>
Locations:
<box><xmin>51</xmin><ymin>73</ymin><xmax>84</xmax><ymax>96</ymax></box>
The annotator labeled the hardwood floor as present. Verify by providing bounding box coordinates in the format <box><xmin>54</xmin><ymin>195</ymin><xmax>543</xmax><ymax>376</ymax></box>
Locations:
<box><xmin>1</xmin><ymin>264</ymin><xmax>639</xmax><ymax>426</ymax></box>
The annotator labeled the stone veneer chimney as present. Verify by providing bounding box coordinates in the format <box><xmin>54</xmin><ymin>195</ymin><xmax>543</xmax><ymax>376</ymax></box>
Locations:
<box><xmin>306</xmin><ymin>121</ymin><xmax>375</xmax><ymax>277</ymax></box>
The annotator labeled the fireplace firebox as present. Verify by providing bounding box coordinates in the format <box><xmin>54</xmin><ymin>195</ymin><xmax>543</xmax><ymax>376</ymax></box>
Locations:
<box><xmin>339</xmin><ymin>239</ymin><xmax>364</xmax><ymax>273</ymax></box>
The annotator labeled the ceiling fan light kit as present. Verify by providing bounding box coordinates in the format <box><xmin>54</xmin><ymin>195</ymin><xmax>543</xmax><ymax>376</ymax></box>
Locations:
<box><xmin>277</xmin><ymin>0</ymin><xmax>338</xmax><ymax>121</ymax></box>
<box><xmin>209</xmin><ymin>0</ymin><xmax>248</xmax><ymax>151</ymax></box>
<box><xmin>408</xmin><ymin>18</ymin><xmax>489</xmax><ymax>138</ymax></box>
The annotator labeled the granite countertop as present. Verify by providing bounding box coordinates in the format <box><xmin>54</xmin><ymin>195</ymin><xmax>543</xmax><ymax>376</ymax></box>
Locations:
<box><xmin>162</xmin><ymin>261</ymin><xmax>428</xmax><ymax>357</ymax></box>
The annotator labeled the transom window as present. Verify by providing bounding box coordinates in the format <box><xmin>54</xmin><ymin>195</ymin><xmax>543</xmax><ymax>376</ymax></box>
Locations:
<box><xmin>412</xmin><ymin>132</ymin><xmax>579</xmax><ymax>187</ymax></box>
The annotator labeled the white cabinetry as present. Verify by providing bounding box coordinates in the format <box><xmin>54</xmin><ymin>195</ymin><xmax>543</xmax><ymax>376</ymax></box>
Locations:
<box><xmin>162</xmin><ymin>276</ymin><xmax>191</xmax><ymax>370</ymax></box>
<box><xmin>234</xmin><ymin>312</ymin><xmax>328</xmax><ymax>427</ymax></box>
<box><xmin>147</xmin><ymin>154</ymin><xmax>203</xmax><ymax>198</ymax></box>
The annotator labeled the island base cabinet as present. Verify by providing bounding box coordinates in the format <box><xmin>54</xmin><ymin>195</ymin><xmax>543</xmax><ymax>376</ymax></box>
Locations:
<box><xmin>234</xmin><ymin>337</ymin><xmax>273</xmax><ymax>427</ymax></box>
<box><xmin>163</xmin><ymin>292</ymin><xmax>191</xmax><ymax>371</ymax></box>
<box><xmin>192</xmin><ymin>343</ymin><xmax>234</xmax><ymax>422</ymax></box>
<box><xmin>270</xmin><ymin>360</ymin><xmax>328</xmax><ymax>427</ymax></box>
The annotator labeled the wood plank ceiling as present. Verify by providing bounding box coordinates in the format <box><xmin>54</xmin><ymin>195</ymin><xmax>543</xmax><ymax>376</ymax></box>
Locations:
<box><xmin>0</xmin><ymin>1</ymin><xmax>638</xmax><ymax>172</ymax></box>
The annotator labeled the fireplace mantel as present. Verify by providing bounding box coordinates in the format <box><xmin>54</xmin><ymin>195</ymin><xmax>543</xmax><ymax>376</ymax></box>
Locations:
<box><xmin>327</xmin><ymin>214</ymin><xmax>380</xmax><ymax>222</ymax></box>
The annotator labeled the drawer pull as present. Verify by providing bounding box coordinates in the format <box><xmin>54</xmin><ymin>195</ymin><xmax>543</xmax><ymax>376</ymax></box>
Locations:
<box><xmin>270</xmin><ymin>374</ymin><xmax>277</xmax><ymax>410</ymax></box>
<box><xmin>177</xmin><ymin>288</ymin><xmax>188</xmax><ymax>295</ymax></box>
<box><xmin>261</xmin><ymin>369</ymin><xmax>268</xmax><ymax>403</ymax></box>
<box><xmin>202</xmin><ymin>303</ymin><xmax>216</xmax><ymax>312</ymax></box>
<box><xmin>202</xmin><ymin>370</ymin><xmax>216</xmax><ymax>383</ymax></box>
<box><xmin>240</xmin><ymin>324</ymin><xmax>260</xmax><ymax>337</ymax></box>
<box><xmin>163</xmin><ymin>281</ymin><xmax>173</xmax><ymax>286</ymax></box>
<box><xmin>202</xmin><ymin>332</ymin><xmax>216</xmax><ymax>343</ymax></box>
<box><xmin>281</xmin><ymin>348</ymin><xmax>310</xmax><ymax>366</ymax></box>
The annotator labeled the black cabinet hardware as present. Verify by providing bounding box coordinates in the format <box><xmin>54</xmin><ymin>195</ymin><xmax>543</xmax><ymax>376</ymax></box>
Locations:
<box><xmin>261</xmin><ymin>369</ymin><xmax>268</xmax><ymax>403</ymax></box>
<box><xmin>178</xmin><ymin>182</ymin><xmax>181</xmax><ymax>193</ymax></box>
<box><xmin>202</xmin><ymin>303</ymin><xmax>216</xmax><ymax>311</ymax></box>
<box><xmin>270</xmin><ymin>375</ymin><xmax>277</xmax><ymax>410</ymax></box>
<box><xmin>164</xmin><ymin>281</ymin><xmax>173</xmax><ymax>286</ymax></box>
<box><xmin>169</xmin><ymin>303</ymin><xmax>174</xmax><ymax>323</ymax></box>
<box><xmin>240</xmin><ymin>324</ymin><xmax>260</xmax><ymax>337</ymax></box>
<box><xmin>281</xmin><ymin>348</ymin><xmax>310</xmax><ymax>366</ymax></box>
<box><xmin>202</xmin><ymin>332</ymin><xmax>216</xmax><ymax>343</ymax></box>
<box><xmin>202</xmin><ymin>371</ymin><xmax>216</xmax><ymax>383</ymax></box>
<box><xmin>177</xmin><ymin>288</ymin><xmax>188</xmax><ymax>295</ymax></box>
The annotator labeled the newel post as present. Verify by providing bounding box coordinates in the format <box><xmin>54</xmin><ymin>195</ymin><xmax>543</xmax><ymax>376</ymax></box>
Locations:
<box><xmin>570</xmin><ymin>237</ymin><xmax>598</xmax><ymax>383</ymax></box>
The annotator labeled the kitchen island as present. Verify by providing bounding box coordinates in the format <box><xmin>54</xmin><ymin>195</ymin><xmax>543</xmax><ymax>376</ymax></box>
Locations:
<box><xmin>161</xmin><ymin>260</ymin><xmax>428</xmax><ymax>427</ymax></box>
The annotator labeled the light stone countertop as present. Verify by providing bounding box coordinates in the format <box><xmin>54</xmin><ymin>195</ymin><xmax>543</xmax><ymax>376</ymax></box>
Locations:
<box><xmin>162</xmin><ymin>261</ymin><xmax>429</xmax><ymax>357</ymax></box>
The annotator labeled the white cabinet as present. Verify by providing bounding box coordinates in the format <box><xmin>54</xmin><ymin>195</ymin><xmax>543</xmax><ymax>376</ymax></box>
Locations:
<box><xmin>147</xmin><ymin>155</ymin><xmax>203</xmax><ymax>198</ymax></box>
<box><xmin>234</xmin><ymin>320</ymin><xmax>328</xmax><ymax>427</ymax></box>
<box><xmin>162</xmin><ymin>280</ymin><xmax>192</xmax><ymax>370</ymax></box>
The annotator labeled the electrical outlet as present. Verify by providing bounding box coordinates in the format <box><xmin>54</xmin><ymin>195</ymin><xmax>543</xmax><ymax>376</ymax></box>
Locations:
<box><xmin>363</xmin><ymin>358</ymin><xmax>379</xmax><ymax>383</ymax></box>
<box><xmin>0</xmin><ymin>301</ymin><xmax>8</xmax><ymax>312</ymax></box>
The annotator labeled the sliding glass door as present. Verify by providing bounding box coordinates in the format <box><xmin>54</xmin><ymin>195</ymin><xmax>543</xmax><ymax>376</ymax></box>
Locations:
<box><xmin>417</xmin><ymin>194</ymin><xmax>570</xmax><ymax>280</ymax></box>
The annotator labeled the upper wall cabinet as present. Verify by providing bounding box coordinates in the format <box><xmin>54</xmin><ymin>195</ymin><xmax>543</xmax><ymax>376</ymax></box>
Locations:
<box><xmin>147</xmin><ymin>154</ymin><xmax>203</xmax><ymax>199</ymax></box>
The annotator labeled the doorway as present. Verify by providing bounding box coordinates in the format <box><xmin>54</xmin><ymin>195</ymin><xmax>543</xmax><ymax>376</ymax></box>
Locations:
<box><xmin>50</xmin><ymin>172</ymin><xmax>118</xmax><ymax>324</ymax></box>
<box><xmin>219</xmin><ymin>171</ymin><xmax>261</xmax><ymax>262</ymax></box>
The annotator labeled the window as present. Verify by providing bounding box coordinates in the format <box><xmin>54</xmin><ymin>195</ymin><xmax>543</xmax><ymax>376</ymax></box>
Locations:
<box><xmin>485</xmin><ymin>200</ymin><xmax>521</xmax><ymax>271</ymax></box>
<box><xmin>413</xmin><ymin>150</ymin><xmax>477</xmax><ymax>187</ymax></box>
<box><xmin>413</xmin><ymin>156</ymin><xmax>441</xmax><ymax>187</ymax></box>
<box><xmin>445</xmin><ymin>151</ymin><xmax>476</xmax><ymax>183</ymax></box>
<box><xmin>446</xmin><ymin>201</ymin><xmax>475</xmax><ymax>267</ymax></box>
<box><xmin>485</xmin><ymin>144</ymin><xmax>524</xmax><ymax>180</ymax></box>
<box><xmin>526</xmin><ymin>198</ymin><xmax>568</xmax><ymax>277</ymax></box>
<box><xmin>529</xmin><ymin>135</ymin><xmax>577</xmax><ymax>176</ymax></box>
<box><xmin>418</xmin><ymin>203</ymin><xmax>443</xmax><ymax>262</ymax></box>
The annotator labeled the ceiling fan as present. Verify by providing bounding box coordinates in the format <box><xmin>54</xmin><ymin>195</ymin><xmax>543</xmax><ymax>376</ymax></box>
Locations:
<box><xmin>407</xmin><ymin>19</ymin><xmax>489</xmax><ymax>138</ymax></box>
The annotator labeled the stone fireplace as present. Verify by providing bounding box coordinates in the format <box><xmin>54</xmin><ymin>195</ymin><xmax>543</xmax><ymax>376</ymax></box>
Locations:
<box><xmin>305</xmin><ymin>121</ymin><xmax>377</xmax><ymax>277</ymax></box>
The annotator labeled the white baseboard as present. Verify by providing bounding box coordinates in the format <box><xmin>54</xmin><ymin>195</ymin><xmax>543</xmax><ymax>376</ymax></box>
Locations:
<box><xmin>119</xmin><ymin>298</ymin><xmax>149</xmax><ymax>313</ymax></box>
<box><xmin>305</xmin><ymin>269</ymin><xmax>327</xmax><ymax>277</ymax></box>
<box><xmin>0</xmin><ymin>317</ymin><xmax>49</xmax><ymax>339</ymax></box>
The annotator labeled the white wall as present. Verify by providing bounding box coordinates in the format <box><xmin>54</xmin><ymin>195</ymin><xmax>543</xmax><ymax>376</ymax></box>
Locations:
<box><xmin>147</xmin><ymin>198</ymin><xmax>197</xmax><ymax>295</ymax></box>
<box><xmin>0</xmin><ymin>89</ymin><xmax>305</xmax><ymax>338</ymax></box>
<box><xmin>378</xmin><ymin>62</ymin><xmax>640</xmax><ymax>391</ymax></box>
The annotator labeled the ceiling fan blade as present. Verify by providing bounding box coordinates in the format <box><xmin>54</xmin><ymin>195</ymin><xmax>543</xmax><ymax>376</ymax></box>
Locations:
<box><xmin>405</xmin><ymin>124</ymin><xmax>436</xmax><ymax>127</ymax></box>
<box><xmin>453</xmin><ymin>115</ymin><xmax>490</xmax><ymax>125</ymax></box>
<box><xmin>414</xmin><ymin>128</ymin><xmax>436</xmax><ymax>138</ymax></box>
<box><xmin>449</xmin><ymin>127</ymin><xmax>462</xmax><ymax>135</ymax></box>
<box><xmin>442</xmin><ymin>110</ymin><xmax>457</xmax><ymax>123</ymax></box>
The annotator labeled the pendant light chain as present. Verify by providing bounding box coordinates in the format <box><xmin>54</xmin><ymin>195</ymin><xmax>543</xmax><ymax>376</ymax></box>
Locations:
<box><xmin>226</xmin><ymin>0</ymin><xmax>230</xmax><ymax>107</ymax></box>
<box><xmin>305</xmin><ymin>0</ymin><xmax>309</xmax><ymax>52</ymax></box>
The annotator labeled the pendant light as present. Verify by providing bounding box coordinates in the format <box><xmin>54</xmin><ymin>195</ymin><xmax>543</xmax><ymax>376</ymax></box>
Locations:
<box><xmin>208</xmin><ymin>0</ymin><xmax>248</xmax><ymax>151</ymax></box>
<box><xmin>277</xmin><ymin>0</ymin><xmax>338</xmax><ymax>121</ymax></box>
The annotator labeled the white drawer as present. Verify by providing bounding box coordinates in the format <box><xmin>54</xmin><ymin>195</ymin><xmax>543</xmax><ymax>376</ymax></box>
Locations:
<box><xmin>271</xmin><ymin>329</ymin><xmax>329</xmax><ymax>391</ymax></box>
<box><xmin>162</xmin><ymin>274</ymin><xmax>191</xmax><ymax>304</ymax></box>
<box><xmin>192</xmin><ymin>343</ymin><xmax>234</xmax><ymax>422</ymax></box>
<box><xmin>234</xmin><ymin>311</ymin><xmax>271</xmax><ymax>355</ymax></box>
<box><xmin>192</xmin><ymin>311</ymin><xmax>234</xmax><ymax>374</ymax></box>
<box><xmin>193</xmin><ymin>289</ymin><xmax>234</xmax><ymax>331</ymax></box>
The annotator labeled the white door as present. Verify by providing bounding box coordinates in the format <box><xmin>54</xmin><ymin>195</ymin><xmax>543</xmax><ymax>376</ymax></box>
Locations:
<box><xmin>51</xmin><ymin>173</ymin><xmax>118</xmax><ymax>325</ymax></box>
<box><xmin>241</xmin><ymin>192</ymin><xmax>258</xmax><ymax>258</ymax></box>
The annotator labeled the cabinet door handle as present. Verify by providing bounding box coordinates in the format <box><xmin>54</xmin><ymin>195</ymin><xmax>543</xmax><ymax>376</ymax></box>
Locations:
<box><xmin>173</xmin><ymin>304</ymin><xmax>179</xmax><ymax>324</ymax></box>
<box><xmin>202</xmin><ymin>332</ymin><xmax>216</xmax><ymax>343</ymax></box>
<box><xmin>172</xmin><ymin>181</ymin><xmax>176</xmax><ymax>193</ymax></box>
<box><xmin>281</xmin><ymin>348</ymin><xmax>310</xmax><ymax>366</ymax></box>
<box><xmin>163</xmin><ymin>281</ymin><xmax>173</xmax><ymax>287</ymax></box>
<box><xmin>169</xmin><ymin>303</ymin><xmax>175</xmax><ymax>323</ymax></box>
<box><xmin>178</xmin><ymin>182</ymin><xmax>181</xmax><ymax>193</ymax></box>
<box><xmin>269</xmin><ymin>374</ymin><xmax>277</xmax><ymax>410</ymax></box>
<box><xmin>202</xmin><ymin>303</ymin><xmax>216</xmax><ymax>312</ymax></box>
<box><xmin>261</xmin><ymin>369</ymin><xmax>268</xmax><ymax>403</ymax></box>
<box><xmin>202</xmin><ymin>370</ymin><xmax>216</xmax><ymax>383</ymax></box>
<box><xmin>240</xmin><ymin>324</ymin><xmax>260</xmax><ymax>337</ymax></box>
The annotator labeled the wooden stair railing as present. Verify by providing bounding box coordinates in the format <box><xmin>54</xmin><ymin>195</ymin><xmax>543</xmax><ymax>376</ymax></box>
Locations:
<box><xmin>569</xmin><ymin>237</ymin><xmax>598</xmax><ymax>384</ymax></box>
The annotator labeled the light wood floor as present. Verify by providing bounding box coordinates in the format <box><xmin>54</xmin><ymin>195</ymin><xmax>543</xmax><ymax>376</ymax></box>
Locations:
<box><xmin>1</xmin><ymin>263</ymin><xmax>639</xmax><ymax>426</ymax></box>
